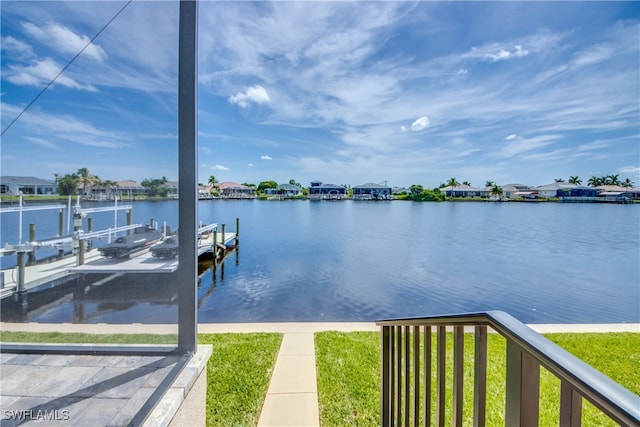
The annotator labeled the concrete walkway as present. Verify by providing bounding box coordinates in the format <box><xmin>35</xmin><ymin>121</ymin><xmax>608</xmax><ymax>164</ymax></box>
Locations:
<box><xmin>257</xmin><ymin>333</ymin><xmax>319</xmax><ymax>426</ymax></box>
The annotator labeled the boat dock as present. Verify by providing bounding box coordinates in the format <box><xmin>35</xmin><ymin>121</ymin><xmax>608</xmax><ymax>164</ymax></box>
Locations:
<box><xmin>0</xmin><ymin>221</ymin><xmax>239</xmax><ymax>300</ymax></box>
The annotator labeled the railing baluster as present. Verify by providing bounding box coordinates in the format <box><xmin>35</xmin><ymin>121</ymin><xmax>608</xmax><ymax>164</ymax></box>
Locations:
<box><xmin>560</xmin><ymin>380</ymin><xmax>582</xmax><ymax>427</ymax></box>
<box><xmin>390</xmin><ymin>325</ymin><xmax>395</xmax><ymax>425</ymax></box>
<box><xmin>437</xmin><ymin>325</ymin><xmax>446</xmax><ymax>427</ymax></box>
<box><xmin>473</xmin><ymin>325</ymin><xmax>487</xmax><ymax>427</ymax></box>
<box><xmin>382</xmin><ymin>325</ymin><xmax>391</xmax><ymax>427</ymax></box>
<box><xmin>424</xmin><ymin>326</ymin><xmax>431</xmax><ymax>427</ymax></box>
<box><xmin>413</xmin><ymin>325</ymin><xmax>420</xmax><ymax>427</ymax></box>
<box><xmin>405</xmin><ymin>325</ymin><xmax>410</xmax><ymax>426</ymax></box>
<box><xmin>506</xmin><ymin>340</ymin><xmax>540</xmax><ymax>427</ymax></box>
<box><xmin>397</xmin><ymin>325</ymin><xmax>403</xmax><ymax>426</ymax></box>
<box><xmin>453</xmin><ymin>326</ymin><xmax>464</xmax><ymax>427</ymax></box>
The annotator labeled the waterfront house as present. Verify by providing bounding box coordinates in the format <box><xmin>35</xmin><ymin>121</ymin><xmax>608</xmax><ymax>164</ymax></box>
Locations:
<box><xmin>115</xmin><ymin>180</ymin><xmax>147</xmax><ymax>199</ymax></box>
<box><xmin>440</xmin><ymin>183</ymin><xmax>489</xmax><ymax>198</ymax></box>
<box><xmin>352</xmin><ymin>182</ymin><xmax>392</xmax><ymax>200</ymax></box>
<box><xmin>597</xmin><ymin>185</ymin><xmax>640</xmax><ymax>200</ymax></box>
<box><xmin>218</xmin><ymin>181</ymin><xmax>254</xmax><ymax>198</ymax></box>
<box><xmin>392</xmin><ymin>186</ymin><xmax>410</xmax><ymax>196</ymax></box>
<box><xmin>308</xmin><ymin>181</ymin><xmax>346</xmax><ymax>200</ymax></box>
<box><xmin>0</xmin><ymin>176</ymin><xmax>56</xmax><ymax>196</ymax></box>
<box><xmin>264</xmin><ymin>183</ymin><xmax>304</xmax><ymax>198</ymax></box>
<box><xmin>501</xmin><ymin>183</ymin><xmax>535</xmax><ymax>199</ymax></box>
<box><xmin>535</xmin><ymin>182</ymin><xmax>600</xmax><ymax>200</ymax></box>
<box><xmin>164</xmin><ymin>180</ymin><xmax>179</xmax><ymax>198</ymax></box>
<box><xmin>535</xmin><ymin>182</ymin><xmax>574</xmax><ymax>198</ymax></box>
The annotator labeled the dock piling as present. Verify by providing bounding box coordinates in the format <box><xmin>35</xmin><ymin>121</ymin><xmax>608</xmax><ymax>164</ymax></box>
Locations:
<box><xmin>58</xmin><ymin>209</ymin><xmax>65</xmax><ymax>258</ymax></box>
<box><xmin>213</xmin><ymin>229</ymin><xmax>218</xmax><ymax>267</ymax></box>
<box><xmin>127</xmin><ymin>210</ymin><xmax>132</xmax><ymax>234</ymax></box>
<box><xmin>17</xmin><ymin>251</ymin><xmax>25</xmax><ymax>292</ymax></box>
<box><xmin>28</xmin><ymin>224</ymin><xmax>36</xmax><ymax>265</ymax></box>
<box><xmin>87</xmin><ymin>217</ymin><xmax>93</xmax><ymax>251</ymax></box>
<box><xmin>221</xmin><ymin>224</ymin><xmax>226</xmax><ymax>258</ymax></box>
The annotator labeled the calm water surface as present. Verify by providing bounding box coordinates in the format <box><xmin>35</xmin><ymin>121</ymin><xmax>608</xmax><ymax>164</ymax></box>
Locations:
<box><xmin>1</xmin><ymin>200</ymin><xmax>638</xmax><ymax>324</ymax></box>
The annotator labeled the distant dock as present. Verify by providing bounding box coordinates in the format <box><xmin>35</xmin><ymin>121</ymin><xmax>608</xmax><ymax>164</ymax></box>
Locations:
<box><xmin>0</xmin><ymin>220</ymin><xmax>239</xmax><ymax>300</ymax></box>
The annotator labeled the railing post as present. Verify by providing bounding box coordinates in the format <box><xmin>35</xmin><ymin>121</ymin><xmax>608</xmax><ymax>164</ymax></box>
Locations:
<box><xmin>560</xmin><ymin>381</ymin><xmax>582</xmax><ymax>427</ymax></box>
<box><xmin>390</xmin><ymin>326</ymin><xmax>396</xmax><ymax>424</ymax></box>
<box><xmin>413</xmin><ymin>325</ymin><xmax>420</xmax><ymax>427</ymax></box>
<box><xmin>473</xmin><ymin>326</ymin><xmax>487</xmax><ymax>427</ymax></box>
<box><xmin>437</xmin><ymin>326</ymin><xmax>446</xmax><ymax>427</ymax></box>
<box><xmin>505</xmin><ymin>340</ymin><xmax>540</xmax><ymax>427</ymax></box>
<box><xmin>405</xmin><ymin>325</ymin><xmax>410</xmax><ymax>426</ymax></box>
<box><xmin>453</xmin><ymin>326</ymin><xmax>464</xmax><ymax>427</ymax></box>
<box><xmin>396</xmin><ymin>325</ymin><xmax>403</xmax><ymax>426</ymax></box>
<box><xmin>424</xmin><ymin>326</ymin><xmax>432</xmax><ymax>426</ymax></box>
<box><xmin>382</xmin><ymin>325</ymin><xmax>391</xmax><ymax>427</ymax></box>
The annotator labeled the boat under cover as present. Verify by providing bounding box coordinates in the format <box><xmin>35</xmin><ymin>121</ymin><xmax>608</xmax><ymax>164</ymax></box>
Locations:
<box><xmin>150</xmin><ymin>235</ymin><xmax>178</xmax><ymax>259</ymax></box>
<box><xmin>98</xmin><ymin>226</ymin><xmax>163</xmax><ymax>259</ymax></box>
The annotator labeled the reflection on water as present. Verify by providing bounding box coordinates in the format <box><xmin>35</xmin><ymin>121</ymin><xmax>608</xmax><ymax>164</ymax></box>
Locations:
<box><xmin>1</xmin><ymin>200</ymin><xmax>639</xmax><ymax>324</ymax></box>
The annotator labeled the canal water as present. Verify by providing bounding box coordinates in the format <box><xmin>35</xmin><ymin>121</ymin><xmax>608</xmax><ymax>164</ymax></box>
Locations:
<box><xmin>1</xmin><ymin>199</ymin><xmax>638</xmax><ymax>324</ymax></box>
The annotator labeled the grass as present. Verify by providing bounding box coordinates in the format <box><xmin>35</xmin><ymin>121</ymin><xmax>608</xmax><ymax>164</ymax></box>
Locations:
<box><xmin>314</xmin><ymin>331</ymin><xmax>640</xmax><ymax>427</ymax></box>
<box><xmin>199</xmin><ymin>333</ymin><xmax>282</xmax><ymax>427</ymax></box>
<box><xmin>0</xmin><ymin>331</ymin><xmax>178</xmax><ymax>344</ymax></box>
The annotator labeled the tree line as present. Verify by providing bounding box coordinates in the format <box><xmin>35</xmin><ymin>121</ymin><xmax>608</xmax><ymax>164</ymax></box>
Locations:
<box><xmin>53</xmin><ymin>170</ymin><xmax>636</xmax><ymax>199</ymax></box>
<box><xmin>54</xmin><ymin>168</ymin><xmax>172</xmax><ymax>197</ymax></box>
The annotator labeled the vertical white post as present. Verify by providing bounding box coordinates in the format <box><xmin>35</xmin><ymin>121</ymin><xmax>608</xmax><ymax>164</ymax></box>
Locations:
<box><xmin>114</xmin><ymin>196</ymin><xmax>118</xmax><ymax>229</ymax></box>
<box><xmin>66</xmin><ymin>196</ymin><xmax>72</xmax><ymax>235</ymax></box>
<box><xmin>18</xmin><ymin>193</ymin><xmax>23</xmax><ymax>244</ymax></box>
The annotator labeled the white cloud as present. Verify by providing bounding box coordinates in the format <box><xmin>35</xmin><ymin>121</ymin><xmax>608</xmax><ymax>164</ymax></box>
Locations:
<box><xmin>2</xmin><ymin>36</ymin><xmax>33</xmax><ymax>58</ymax></box>
<box><xmin>21</xmin><ymin>22</ymin><xmax>106</xmax><ymax>63</ymax></box>
<box><xmin>505</xmin><ymin>134</ymin><xmax>517</xmax><ymax>140</ymax></box>
<box><xmin>24</xmin><ymin>136</ymin><xmax>58</xmax><ymax>149</ymax></box>
<box><xmin>617</xmin><ymin>166</ymin><xmax>640</xmax><ymax>175</ymax></box>
<box><xmin>498</xmin><ymin>135</ymin><xmax>559</xmax><ymax>158</ymax></box>
<box><xmin>248</xmin><ymin>163</ymin><xmax>254</xmax><ymax>167</ymax></box>
<box><xmin>484</xmin><ymin>44</ymin><xmax>528</xmax><ymax>62</ymax></box>
<box><xmin>411</xmin><ymin>116</ymin><xmax>429</xmax><ymax>132</ymax></box>
<box><xmin>7</xmin><ymin>58</ymin><xmax>96</xmax><ymax>91</ymax></box>
<box><xmin>228</xmin><ymin>85</ymin><xmax>271</xmax><ymax>108</ymax></box>
<box><xmin>212</xmin><ymin>164</ymin><xmax>229</xmax><ymax>171</ymax></box>
<box><xmin>261</xmin><ymin>155</ymin><xmax>272</xmax><ymax>160</ymax></box>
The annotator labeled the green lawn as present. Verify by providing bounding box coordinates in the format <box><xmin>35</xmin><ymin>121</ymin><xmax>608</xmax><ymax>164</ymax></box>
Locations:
<box><xmin>314</xmin><ymin>331</ymin><xmax>640</xmax><ymax>427</ymax></box>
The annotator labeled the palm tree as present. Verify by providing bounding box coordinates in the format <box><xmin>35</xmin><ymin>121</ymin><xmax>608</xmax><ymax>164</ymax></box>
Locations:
<box><xmin>490</xmin><ymin>184</ymin><xmax>503</xmax><ymax>200</ymax></box>
<box><xmin>485</xmin><ymin>180</ymin><xmax>495</xmax><ymax>188</ymax></box>
<box><xmin>587</xmin><ymin>176</ymin><xmax>602</xmax><ymax>187</ymax></box>
<box><xmin>208</xmin><ymin>175</ymin><xmax>219</xmax><ymax>195</ymax></box>
<box><xmin>446</xmin><ymin>177</ymin><xmax>460</xmax><ymax>198</ymax></box>
<box><xmin>554</xmin><ymin>178</ymin><xmax>565</xmax><ymax>183</ymax></box>
<box><xmin>462</xmin><ymin>181</ymin><xmax>471</xmax><ymax>186</ymax></box>
<box><xmin>606</xmin><ymin>174</ymin><xmax>621</xmax><ymax>186</ymax></box>
<box><xmin>568</xmin><ymin>176</ymin><xmax>582</xmax><ymax>185</ymax></box>
<box><xmin>77</xmin><ymin>167</ymin><xmax>97</xmax><ymax>197</ymax></box>
<box><xmin>621</xmin><ymin>178</ymin><xmax>635</xmax><ymax>188</ymax></box>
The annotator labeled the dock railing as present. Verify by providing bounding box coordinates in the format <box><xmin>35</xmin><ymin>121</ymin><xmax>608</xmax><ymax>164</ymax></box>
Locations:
<box><xmin>376</xmin><ymin>311</ymin><xmax>640</xmax><ymax>427</ymax></box>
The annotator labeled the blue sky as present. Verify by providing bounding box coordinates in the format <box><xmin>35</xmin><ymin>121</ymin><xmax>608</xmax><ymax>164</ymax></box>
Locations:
<box><xmin>1</xmin><ymin>1</ymin><xmax>638</xmax><ymax>189</ymax></box>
